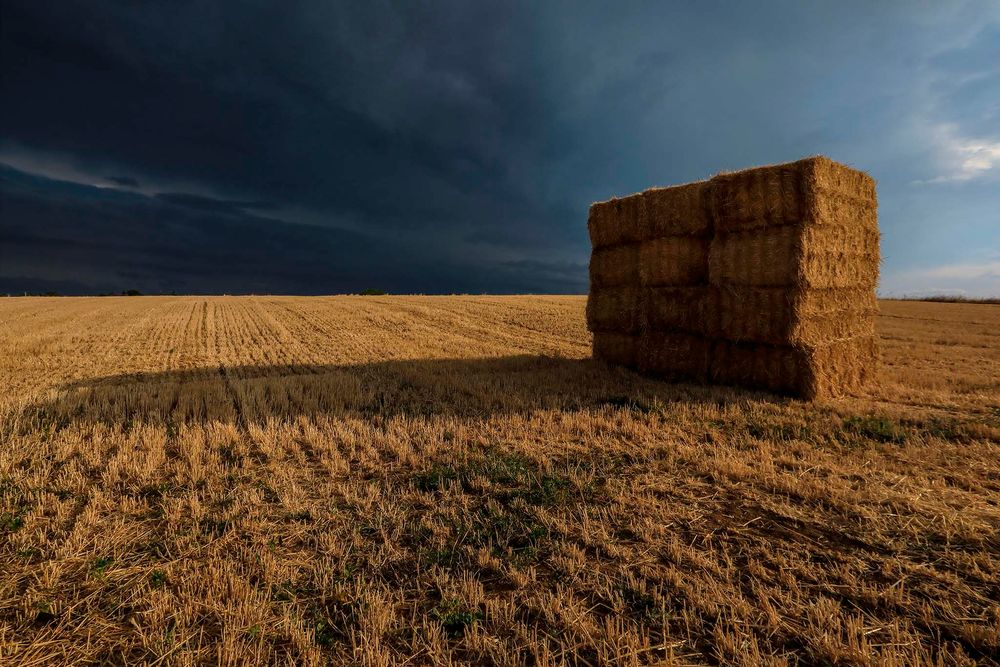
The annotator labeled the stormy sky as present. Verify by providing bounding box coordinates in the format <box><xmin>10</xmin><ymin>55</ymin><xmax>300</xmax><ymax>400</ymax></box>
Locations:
<box><xmin>1</xmin><ymin>1</ymin><xmax>998</xmax><ymax>296</ymax></box>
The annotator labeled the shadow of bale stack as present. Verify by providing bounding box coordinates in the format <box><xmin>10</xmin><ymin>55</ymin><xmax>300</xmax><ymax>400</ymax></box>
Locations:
<box><xmin>587</xmin><ymin>156</ymin><xmax>879</xmax><ymax>399</ymax></box>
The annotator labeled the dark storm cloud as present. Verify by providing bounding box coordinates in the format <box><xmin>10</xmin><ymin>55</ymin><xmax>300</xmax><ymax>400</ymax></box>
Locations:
<box><xmin>0</xmin><ymin>164</ymin><xmax>584</xmax><ymax>295</ymax></box>
<box><xmin>0</xmin><ymin>2</ymin><xmax>572</xmax><ymax>231</ymax></box>
<box><xmin>0</xmin><ymin>0</ymin><xmax>599</xmax><ymax>293</ymax></box>
<box><xmin>106</xmin><ymin>176</ymin><xmax>140</xmax><ymax>188</ymax></box>
<box><xmin>1</xmin><ymin>1</ymin><xmax>998</xmax><ymax>294</ymax></box>
<box><xmin>155</xmin><ymin>193</ymin><xmax>277</xmax><ymax>214</ymax></box>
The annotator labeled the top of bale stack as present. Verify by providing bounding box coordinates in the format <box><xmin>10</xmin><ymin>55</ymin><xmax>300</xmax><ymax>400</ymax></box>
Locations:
<box><xmin>588</xmin><ymin>194</ymin><xmax>642</xmax><ymax>249</ymax></box>
<box><xmin>587</xmin><ymin>156</ymin><xmax>877</xmax><ymax>248</ymax></box>
<box><xmin>588</xmin><ymin>178</ymin><xmax>710</xmax><ymax>249</ymax></box>
<box><xmin>709</xmin><ymin>156</ymin><xmax>877</xmax><ymax>234</ymax></box>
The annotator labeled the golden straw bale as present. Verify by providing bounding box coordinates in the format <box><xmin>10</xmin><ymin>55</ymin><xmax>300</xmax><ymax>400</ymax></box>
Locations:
<box><xmin>797</xmin><ymin>155</ymin><xmax>877</xmax><ymax>205</ymax></box>
<box><xmin>709</xmin><ymin>339</ymin><xmax>802</xmax><ymax>395</ymax></box>
<box><xmin>638</xmin><ymin>332</ymin><xmax>711</xmax><ymax>382</ymax></box>
<box><xmin>709</xmin><ymin>156</ymin><xmax>876</xmax><ymax>234</ymax></box>
<box><xmin>709</xmin><ymin>225</ymin><xmax>796</xmax><ymax>286</ymax></box>
<box><xmin>586</xmin><ymin>287</ymin><xmax>642</xmax><ymax>333</ymax></box>
<box><xmin>643</xmin><ymin>287</ymin><xmax>715</xmax><ymax>336</ymax></box>
<box><xmin>709</xmin><ymin>161</ymin><xmax>803</xmax><ymax>233</ymax></box>
<box><xmin>588</xmin><ymin>194</ymin><xmax>642</xmax><ymax>249</ymax></box>
<box><xmin>709</xmin><ymin>224</ymin><xmax>880</xmax><ymax>288</ymax></box>
<box><xmin>710</xmin><ymin>335</ymin><xmax>877</xmax><ymax>399</ymax></box>
<box><xmin>590</xmin><ymin>243</ymin><xmax>640</xmax><ymax>288</ymax></box>
<box><xmin>713</xmin><ymin>287</ymin><xmax>877</xmax><ymax>345</ymax></box>
<box><xmin>592</xmin><ymin>332</ymin><xmax>639</xmax><ymax>367</ymax></box>
<box><xmin>638</xmin><ymin>237</ymin><xmax>709</xmax><ymax>286</ymax></box>
<box><xmin>807</xmin><ymin>335</ymin><xmax>878</xmax><ymax>399</ymax></box>
<box><xmin>587</xmin><ymin>155</ymin><xmax>880</xmax><ymax>399</ymax></box>
<box><xmin>638</xmin><ymin>180</ymin><xmax>710</xmax><ymax>239</ymax></box>
<box><xmin>804</xmin><ymin>192</ymin><xmax>878</xmax><ymax>231</ymax></box>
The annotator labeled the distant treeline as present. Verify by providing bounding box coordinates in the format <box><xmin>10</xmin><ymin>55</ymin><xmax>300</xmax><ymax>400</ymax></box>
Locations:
<box><xmin>892</xmin><ymin>295</ymin><xmax>999</xmax><ymax>305</ymax></box>
<box><xmin>2</xmin><ymin>288</ymin><xmax>394</xmax><ymax>297</ymax></box>
<box><xmin>2</xmin><ymin>289</ymin><xmax>146</xmax><ymax>297</ymax></box>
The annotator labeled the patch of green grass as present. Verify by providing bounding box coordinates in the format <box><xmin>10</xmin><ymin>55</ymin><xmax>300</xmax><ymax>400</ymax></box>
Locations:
<box><xmin>310</xmin><ymin>599</ymin><xmax>359</xmax><ymax>646</ymax></box>
<box><xmin>842</xmin><ymin>415</ymin><xmax>907</xmax><ymax>444</ymax></box>
<box><xmin>93</xmin><ymin>556</ymin><xmax>114</xmax><ymax>575</ymax></box>
<box><xmin>420</xmin><ymin>547</ymin><xmax>459</xmax><ymax>567</ymax></box>
<box><xmin>164</xmin><ymin>417</ymin><xmax>178</xmax><ymax>442</ymax></box>
<box><xmin>621</xmin><ymin>587</ymin><xmax>658</xmax><ymax>621</ymax></box>
<box><xmin>149</xmin><ymin>569</ymin><xmax>168</xmax><ymax>589</ymax></box>
<box><xmin>414</xmin><ymin>451</ymin><xmax>536</xmax><ymax>492</ymax></box>
<box><xmin>199</xmin><ymin>518</ymin><xmax>231</xmax><ymax>537</ymax></box>
<box><xmin>431</xmin><ymin>598</ymin><xmax>483</xmax><ymax>638</ymax></box>
<box><xmin>597</xmin><ymin>395</ymin><xmax>661</xmax><ymax>414</ymax></box>
<box><xmin>521</xmin><ymin>474</ymin><xmax>573</xmax><ymax>506</ymax></box>
<box><xmin>414</xmin><ymin>464</ymin><xmax>460</xmax><ymax>492</ymax></box>
<box><xmin>746</xmin><ymin>421</ymin><xmax>812</xmax><ymax>442</ymax></box>
<box><xmin>313</xmin><ymin>617</ymin><xmax>339</xmax><ymax>646</ymax></box>
<box><xmin>18</xmin><ymin>547</ymin><xmax>42</xmax><ymax>560</ymax></box>
<box><xmin>1</xmin><ymin>511</ymin><xmax>25</xmax><ymax>533</ymax></box>
<box><xmin>460</xmin><ymin>506</ymin><xmax>549</xmax><ymax>564</ymax></box>
<box><xmin>270</xmin><ymin>581</ymin><xmax>295</xmax><ymax>602</ymax></box>
<box><xmin>285</xmin><ymin>509</ymin><xmax>312</xmax><ymax>522</ymax></box>
<box><xmin>33</xmin><ymin>600</ymin><xmax>56</xmax><ymax>626</ymax></box>
<box><xmin>919</xmin><ymin>417</ymin><xmax>971</xmax><ymax>442</ymax></box>
<box><xmin>472</xmin><ymin>451</ymin><xmax>534</xmax><ymax>487</ymax></box>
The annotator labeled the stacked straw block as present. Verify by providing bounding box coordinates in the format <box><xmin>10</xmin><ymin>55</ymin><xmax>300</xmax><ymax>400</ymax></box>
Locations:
<box><xmin>587</xmin><ymin>156</ymin><xmax>879</xmax><ymax>399</ymax></box>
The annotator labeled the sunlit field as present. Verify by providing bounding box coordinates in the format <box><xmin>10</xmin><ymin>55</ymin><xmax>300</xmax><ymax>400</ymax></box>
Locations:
<box><xmin>1</xmin><ymin>296</ymin><xmax>998</xmax><ymax>665</ymax></box>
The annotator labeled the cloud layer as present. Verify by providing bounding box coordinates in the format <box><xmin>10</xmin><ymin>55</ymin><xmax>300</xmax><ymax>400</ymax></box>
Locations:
<box><xmin>1</xmin><ymin>1</ymin><xmax>998</xmax><ymax>294</ymax></box>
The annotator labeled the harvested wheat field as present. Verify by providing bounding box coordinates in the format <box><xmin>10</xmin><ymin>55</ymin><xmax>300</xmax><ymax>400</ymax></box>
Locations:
<box><xmin>1</xmin><ymin>296</ymin><xmax>998</xmax><ymax>666</ymax></box>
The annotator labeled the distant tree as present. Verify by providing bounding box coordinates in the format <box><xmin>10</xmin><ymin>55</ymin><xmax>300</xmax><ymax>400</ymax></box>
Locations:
<box><xmin>359</xmin><ymin>288</ymin><xmax>388</xmax><ymax>296</ymax></box>
<box><xmin>123</xmin><ymin>289</ymin><xmax>143</xmax><ymax>296</ymax></box>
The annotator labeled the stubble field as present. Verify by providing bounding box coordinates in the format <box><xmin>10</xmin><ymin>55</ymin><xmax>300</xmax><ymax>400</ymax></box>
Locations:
<box><xmin>1</xmin><ymin>296</ymin><xmax>998</xmax><ymax>666</ymax></box>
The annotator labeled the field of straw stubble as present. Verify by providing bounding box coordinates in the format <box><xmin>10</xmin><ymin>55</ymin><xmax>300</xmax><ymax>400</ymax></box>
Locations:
<box><xmin>1</xmin><ymin>296</ymin><xmax>998</xmax><ymax>666</ymax></box>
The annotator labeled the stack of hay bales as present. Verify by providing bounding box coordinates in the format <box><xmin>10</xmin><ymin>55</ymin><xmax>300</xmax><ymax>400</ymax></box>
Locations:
<box><xmin>587</xmin><ymin>156</ymin><xmax>879</xmax><ymax>399</ymax></box>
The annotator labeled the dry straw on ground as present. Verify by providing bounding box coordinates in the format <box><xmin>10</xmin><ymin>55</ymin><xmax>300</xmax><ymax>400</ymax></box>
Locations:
<box><xmin>1</xmin><ymin>296</ymin><xmax>998</xmax><ymax>665</ymax></box>
<box><xmin>587</xmin><ymin>155</ymin><xmax>880</xmax><ymax>399</ymax></box>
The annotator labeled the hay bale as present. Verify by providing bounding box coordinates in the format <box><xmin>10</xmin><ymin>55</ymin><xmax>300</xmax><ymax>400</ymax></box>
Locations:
<box><xmin>713</xmin><ymin>287</ymin><xmax>877</xmax><ymax>345</ymax></box>
<box><xmin>709</xmin><ymin>339</ymin><xmax>802</xmax><ymax>395</ymax></box>
<box><xmin>592</xmin><ymin>332</ymin><xmax>639</xmax><ymax>367</ymax></box>
<box><xmin>807</xmin><ymin>335</ymin><xmax>878</xmax><ymax>399</ymax></box>
<box><xmin>710</xmin><ymin>162</ymin><xmax>802</xmax><ymax>232</ymax></box>
<box><xmin>709</xmin><ymin>224</ymin><xmax>879</xmax><ymax>288</ymax></box>
<box><xmin>590</xmin><ymin>243</ymin><xmax>640</xmax><ymax>288</ymax></box>
<box><xmin>643</xmin><ymin>287</ymin><xmax>715</xmax><ymax>336</ymax></box>
<box><xmin>710</xmin><ymin>336</ymin><xmax>877</xmax><ymax>399</ymax></box>
<box><xmin>586</xmin><ymin>287</ymin><xmax>641</xmax><ymax>333</ymax></box>
<box><xmin>638</xmin><ymin>180</ymin><xmax>710</xmax><ymax>239</ymax></box>
<box><xmin>588</xmin><ymin>194</ymin><xmax>642</xmax><ymax>249</ymax></box>
<box><xmin>587</xmin><ymin>155</ymin><xmax>880</xmax><ymax>400</ymax></box>
<box><xmin>638</xmin><ymin>237</ymin><xmax>709</xmax><ymax>286</ymax></box>
<box><xmin>638</xmin><ymin>332</ymin><xmax>711</xmax><ymax>382</ymax></box>
<box><xmin>709</xmin><ymin>156</ymin><xmax>876</xmax><ymax>234</ymax></box>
